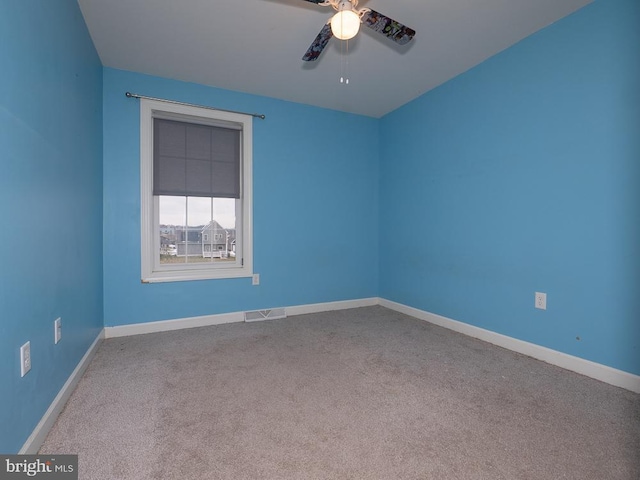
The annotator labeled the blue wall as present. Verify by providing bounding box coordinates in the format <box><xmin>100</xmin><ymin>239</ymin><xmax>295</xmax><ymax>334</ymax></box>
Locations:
<box><xmin>103</xmin><ymin>68</ymin><xmax>379</xmax><ymax>326</ymax></box>
<box><xmin>380</xmin><ymin>0</ymin><xmax>640</xmax><ymax>375</ymax></box>
<box><xmin>0</xmin><ymin>1</ymin><xmax>104</xmax><ymax>453</ymax></box>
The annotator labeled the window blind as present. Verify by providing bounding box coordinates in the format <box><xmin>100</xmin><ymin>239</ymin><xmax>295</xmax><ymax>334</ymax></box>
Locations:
<box><xmin>153</xmin><ymin>118</ymin><xmax>240</xmax><ymax>198</ymax></box>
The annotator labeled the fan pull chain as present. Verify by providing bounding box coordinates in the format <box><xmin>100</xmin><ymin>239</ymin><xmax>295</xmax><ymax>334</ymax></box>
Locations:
<box><xmin>339</xmin><ymin>39</ymin><xmax>350</xmax><ymax>85</ymax></box>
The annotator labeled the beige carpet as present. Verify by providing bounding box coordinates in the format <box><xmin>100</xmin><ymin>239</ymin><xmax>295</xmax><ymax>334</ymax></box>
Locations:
<box><xmin>41</xmin><ymin>306</ymin><xmax>640</xmax><ymax>479</ymax></box>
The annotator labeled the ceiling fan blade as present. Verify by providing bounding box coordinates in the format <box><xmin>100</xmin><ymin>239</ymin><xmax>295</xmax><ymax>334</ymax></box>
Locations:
<box><xmin>302</xmin><ymin>23</ymin><xmax>333</xmax><ymax>62</ymax></box>
<box><xmin>300</xmin><ymin>0</ymin><xmax>326</xmax><ymax>3</ymax></box>
<box><xmin>361</xmin><ymin>9</ymin><xmax>416</xmax><ymax>46</ymax></box>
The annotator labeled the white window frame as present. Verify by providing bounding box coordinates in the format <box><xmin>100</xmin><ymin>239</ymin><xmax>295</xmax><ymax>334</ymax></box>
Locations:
<box><xmin>140</xmin><ymin>99</ymin><xmax>253</xmax><ymax>283</ymax></box>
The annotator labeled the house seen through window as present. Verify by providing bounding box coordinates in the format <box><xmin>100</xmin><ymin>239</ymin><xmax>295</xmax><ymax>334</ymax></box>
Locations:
<box><xmin>159</xmin><ymin>197</ymin><xmax>236</xmax><ymax>263</ymax></box>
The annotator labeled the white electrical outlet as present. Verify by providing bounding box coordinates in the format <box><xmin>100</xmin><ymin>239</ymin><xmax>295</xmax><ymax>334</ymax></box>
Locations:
<box><xmin>252</xmin><ymin>273</ymin><xmax>260</xmax><ymax>286</ymax></box>
<box><xmin>54</xmin><ymin>317</ymin><xmax>62</xmax><ymax>344</ymax></box>
<box><xmin>535</xmin><ymin>292</ymin><xmax>547</xmax><ymax>310</ymax></box>
<box><xmin>20</xmin><ymin>341</ymin><xmax>31</xmax><ymax>377</ymax></box>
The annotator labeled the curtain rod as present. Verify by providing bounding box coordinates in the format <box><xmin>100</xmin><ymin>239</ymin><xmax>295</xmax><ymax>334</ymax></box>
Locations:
<box><xmin>125</xmin><ymin>92</ymin><xmax>266</xmax><ymax>120</ymax></box>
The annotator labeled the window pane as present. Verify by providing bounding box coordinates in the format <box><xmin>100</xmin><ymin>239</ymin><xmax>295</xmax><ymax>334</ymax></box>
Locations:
<box><xmin>185</xmin><ymin>197</ymin><xmax>211</xmax><ymax>264</ymax></box>
<box><xmin>159</xmin><ymin>196</ymin><xmax>237</xmax><ymax>265</ymax></box>
<box><xmin>159</xmin><ymin>196</ymin><xmax>185</xmax><ymax>264</ymax></box>
<box><xmin>212</xmin><ymin>198</ymin><xmax>236</xmax><ymax>262</ymax></box>
<box><xmin>197</xmin><ymin>198</ymin><xmax>236</xmax><ymax>263</ymax></box>
<box><xmin>187</xmin><ymin>197</ymin><xmax>211</xmax><ymax>227</ymax></box>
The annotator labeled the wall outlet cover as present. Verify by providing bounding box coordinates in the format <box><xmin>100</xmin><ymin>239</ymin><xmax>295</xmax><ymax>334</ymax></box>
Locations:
<box><xmin>535</xmin><ymin>292</ymin><xmax>547</xmax><ymax>310</ymax></box>
<box><xmin>55</xmin><ymin>317</ymin><xmax>62</xmax><ymax>344</ymax></box>
<box><xmin>20</xmin><ymin>341</ymin><xmax>31</xmax><ymax>377</ymax></box>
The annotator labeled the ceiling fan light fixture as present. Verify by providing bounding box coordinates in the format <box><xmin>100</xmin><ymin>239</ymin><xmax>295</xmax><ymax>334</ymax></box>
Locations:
<box><xmin>331</xmin><ymin>9</ymin><xmax>360</xmax><ymax>40</ymax></box>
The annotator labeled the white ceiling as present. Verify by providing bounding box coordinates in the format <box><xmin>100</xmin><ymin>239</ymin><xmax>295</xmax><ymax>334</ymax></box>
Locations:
<box><xmin>78</xmin><ymin>0</ymin><xmax>592</xmax><ymax>118</ymax></box>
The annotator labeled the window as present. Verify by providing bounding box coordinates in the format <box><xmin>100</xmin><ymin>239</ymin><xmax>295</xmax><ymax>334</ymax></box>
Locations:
<box><xmin>140</xmin><ymin>99</ymin><xmax>253</xmax><ymax>282</ymax></box>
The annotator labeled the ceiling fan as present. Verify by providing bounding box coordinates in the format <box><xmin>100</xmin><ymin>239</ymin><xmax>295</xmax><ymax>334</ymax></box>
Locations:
<box><xmin>301</xmin><ymin>0</ymin><xmax>416</xmax><ymax>61</ymax></box>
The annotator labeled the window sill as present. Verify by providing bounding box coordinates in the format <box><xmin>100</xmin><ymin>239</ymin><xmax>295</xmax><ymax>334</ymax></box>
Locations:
<box><xmin>142</xmin><ymin>268</ymin><xmax>252</xmax><ymax>283</ymax></box>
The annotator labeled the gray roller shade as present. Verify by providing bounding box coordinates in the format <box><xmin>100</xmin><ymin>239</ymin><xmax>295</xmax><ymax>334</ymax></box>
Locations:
<box><xmin>153</xmin><ymin>118</ymin><xmax>240</xmax><ymax>198</ymax></box>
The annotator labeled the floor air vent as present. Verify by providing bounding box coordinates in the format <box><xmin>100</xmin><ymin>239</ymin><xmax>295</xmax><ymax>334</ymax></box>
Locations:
<box><xmin>244</xmin><ymin>308</ymin><xmax>287</xmax><ymax>322</ymax></box>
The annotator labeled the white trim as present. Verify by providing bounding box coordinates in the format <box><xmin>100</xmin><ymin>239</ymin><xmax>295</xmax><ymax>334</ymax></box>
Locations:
<box><xmin>286</xmin><ymin>297</ymin><xmax>379</xmax><ymax>316</ymax></box>
<box><xmin>104</xmin><ymin>298</ymin><xmax>379</xmax><ymax>338</ymax></box>
<box><xmin>379</xmin><ymin>298</ymin><xmax>640</xmax><ymax>394</ymax></box>
<box><xmin>105</xmin><ymin>311</ymin><xmax>245</xmax><ymax>338</ymax></box>
<box><xmin>139</xmin><ymin>98</ymin><xmax>253</xmax><ymax>283</ymax></box>
<box><xmin>141</xmin><ymin>266</ymin><xmax>252</xmax><ymax>283</ymax></box>
<box><xmin>19</xmin><ymin>330</ymin><xmax>105</xmax><ymax>454</ymax></box>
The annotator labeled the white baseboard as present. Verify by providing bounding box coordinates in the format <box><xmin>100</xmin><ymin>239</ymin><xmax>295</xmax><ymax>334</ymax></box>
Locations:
<box><xmin>104</xmin><ymin>298</ymin><xmax>379</xmax><ymax>339</ymax></box>
<box><xmin>19</xmin><ymin>329</ymin><xmax>105</xmax><ymax>454</ymax></box>
<box><xmin>286</xmin><ymin>297</ymin><xmax>379</xmax><ymax>316</ymax></box>
<box><xmin>379</xmin><ymin>298</ymin><xmax>640</xmax><ymax>394</ymax></box>
<box><xmin>104</xmin><ymin>311</ymin><xmax>245</xmax><ymax>338</ymax></box>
